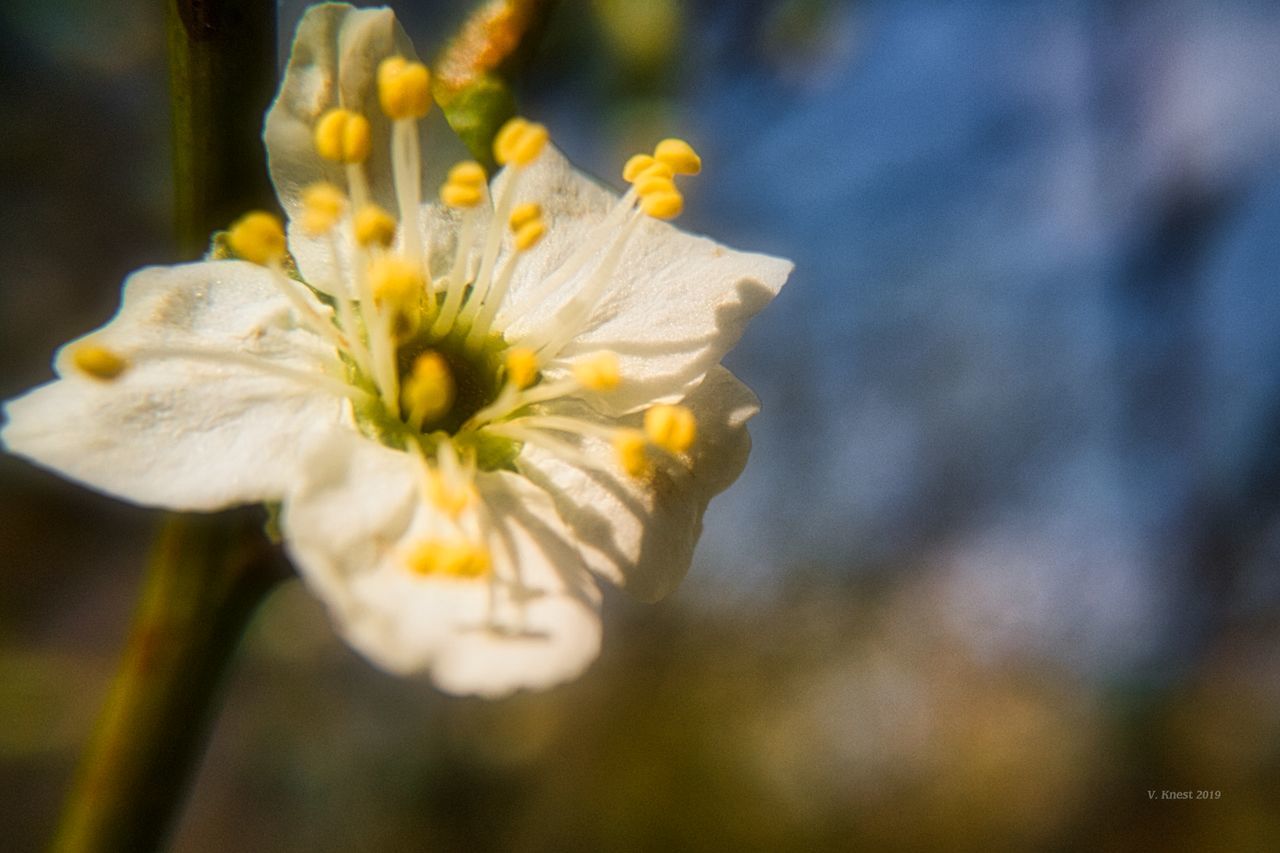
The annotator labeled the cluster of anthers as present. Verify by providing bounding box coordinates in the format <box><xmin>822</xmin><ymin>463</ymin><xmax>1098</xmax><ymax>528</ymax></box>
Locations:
<box><xmin>71</xmin><ymin>56</ymin><xmax>703</xmax><ymax>584</ymax></box>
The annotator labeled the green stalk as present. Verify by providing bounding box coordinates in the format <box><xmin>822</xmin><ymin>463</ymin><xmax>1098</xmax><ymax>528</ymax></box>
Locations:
<box><xmin>167</xmin><ymin>0</ymin><xmax>278</xmax><ymax>256</ymax></box>
<box><xmin>51</xmin><ymin>512</ymin><xmax>287</xmax><ymax>852</ymax></box>
<box><xmin>52</xmin><ymin>3</ymin><xmax>282</xmax><ymax>850</ymax></box>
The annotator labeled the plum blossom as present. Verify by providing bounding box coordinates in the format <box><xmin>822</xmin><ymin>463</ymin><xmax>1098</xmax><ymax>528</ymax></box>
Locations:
<box><xmin>1</xmin><ymin>3</ymin><xmax>791</xmax><ymax>695</ymax></box>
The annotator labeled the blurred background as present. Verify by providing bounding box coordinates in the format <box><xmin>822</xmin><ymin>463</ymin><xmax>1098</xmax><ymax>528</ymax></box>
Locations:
<box><xmin>3</xmin><ymin>0</ymin><xmax>1280</xmax><ymax>850</ymax></box>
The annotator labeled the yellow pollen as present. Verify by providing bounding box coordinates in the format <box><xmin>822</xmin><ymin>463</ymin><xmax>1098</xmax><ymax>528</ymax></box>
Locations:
<box><xmin>613</xmin><ymin>430</ymin><xmax>651</xmax><ymax>478</ymax></box>
<box><xmin>514</xmin><ymin>220</ymin><xmax>546</xmax><ymax>251</ymax></box>
<box><xmin>448</xmin><ymin>161</ymin><xmax>487</xmax><ymax>188</ymax></box>
<box><xmin>354</xmin><ymin>204</ymin><xmax>398</xmax><ymax>248</ymax></box>
<box><xmin>622</xmin><ymin>153</ymin><xmax>657</xmax><ymax>182</ymax></box>
<box><xmin>654</xmin><ymin>138</ymin><xmax>702</xmax><ymax>175</ymax></box>
<box><xmin>227</xmin><ymin>211</ymin><xmax>287</xmax><ymax>265</ymax></box>
<box><xmin>505</xmin><ymin>347</ymin><xmax>540</xmax><ymax>389</ymax></box>
<box><xmin>634</xmin><ymin>173</ymin><xmax>677</xmax><ymax>198</ymax></box>
<box><xmin>509</xmin><ymin>202</ymin><xmax>546</xmax><ymax>250</ymax></box>
<box><xmin>402</xmin><ymin>351</ymin><xmax>455</xmax><ymax>427</ymax></box>
<box><xmin>314</xmin><ymin>108</ymin><xmax>371</xmax><ymax>164</ymax></box>
<box><xmin>644</xmin><ymin>404</ymin><xmax>697</xmax><ymax>453</ymax></box>
<box><xmin>573</xmin><ymin>352</ymin><xmax>621</xmax><ymax>391</ymax></box>
<box><xmin>71</xmin><ymin>344</ymin><xmax>128</xmax><ymax>381</ymax></box>
<box><xmin>634</xmin><ymin>161</ymin><xmax>675</xmax><ymax>183</ymax></box>
<box><xmin>377</xmin><ymin>56</ymin><xmax>432</xmax><ymax>120</ymax></box>
<box><xmin>404</xmin><ymin>539</ymin><xmax>491</xmax><ymax>579</ymax></box>
<box><xmin>367</xmin><ymin>255</ymin><xmax>423</xmax><ymax>338</ymax></box>
<box><xmin>509</xmin><ymin>202</ymin><xmax>542</xmax><ymax>230</ymax></box>
<box><xmin>441</xmin><ymin>183</ymin><xmax>484</xmax><ymax>209</ymax></box>
<box><xmin>639</xmin><ymin>190</ymin><xmax>684</xmax><ymax>220</ymax></box>
<box><xmin>494</xmin><ymin>117</ymin><xmax>549</xmax><ymax>167</ymax></box>
<box><xmin>300</xmin><ymin>183</ymin><xmax>346</xmax><ymax>235</ymax></box>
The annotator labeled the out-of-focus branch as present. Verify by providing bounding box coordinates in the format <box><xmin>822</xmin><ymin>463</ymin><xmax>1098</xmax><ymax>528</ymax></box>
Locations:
<box><xmin>433</xmin><ymin>0</ymin><xmax>558</xmax><ymax>169</ymax></box>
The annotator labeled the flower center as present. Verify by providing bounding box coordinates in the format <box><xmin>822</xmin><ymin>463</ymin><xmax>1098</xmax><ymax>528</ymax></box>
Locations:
<box><xmin>394</xmin><ymin>324</ymin><xmax>505</xmax><ymax>435</ymax></box>
<box><xmin>348</xmin><ymin>310</ymin><xmax>521</xmax><ymax>471</ymax></box>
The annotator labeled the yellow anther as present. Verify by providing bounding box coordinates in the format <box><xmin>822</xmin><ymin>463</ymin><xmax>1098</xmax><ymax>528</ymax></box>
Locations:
<box><xmin>514</xmin><ymin>220</ymin><xmax>546</xmax><ymax>251</ymax></box>
<box><xmin>404</xmin><ymin>539</ymin><xmax>491</xmax><ymax>579</ymax></box>
<box><xmin>314</xmin><ymin>108</ymin><xmax>371</xmax><ymax>164</ymax></box>
<box><xmin>441</xmin><ymin>182</ymin><xmax>484</xmax><ymax>209</ymax></box>
<box><xmin>634</xmin><ymin>161</ymin><xmax>675</xmax><ymax>183</ymax></box>
<box><xmin>493</xmin><ymin>117</ymin><xmax>549</xmax><ymax>167</ymax></box>
<box><xmin>508</xmin><ymin>203</ymin><xmax>546</xmax><ymax>250</ymax></box>
<box><xmin>354</xmin><ymin>204</ymin><xmax>398</xmax><ymax>248</ymax></box>
<box><xmin>639</xmin><ymin>190</ymin><xmax>684</xmax><ymax>220</ymax></box>
<box><xmin>634</xmin><ymin>173</ymin><xmax>677</xmax><ymax>198</ymax></box>
<box><xmin>654</xmin><ymin>138</ymin><xmax>702</xmax><ymax>175</ymax></box>
<box><xmin>505</xmin><ymin>347</ymin><xmax>540</xmax><ymax>390</ymax></box>
<box><xmin>300</xmin><ymin>183</ymin><xmax>346</xmax><ymax>236</ymax></box>
<box><xmin>227</xmin><ymin>211</ymin><xmax>287</xmax><ymax>265</ymax></box>
<box><xmin>441</xmin><ymin>158</ymin><xmax>487</xmax><ymax>209</ymax></box>
<box><xmin>425</xmin><ymin>470</ymin><xmax>476</xmax><ymax>517</ymax></box>
<box><xmin>368</xmin><ymin>255</ymin><xmax>423</xmax><ymax>305</ymax></box>
<box><xmin>623</xmin><ymin>153</ymin><xmax>657</xmax><ymax>182</ymax></box>
<box><xmin>402</xmin><ymin>351</ymin><xmax>455</xmax><ymax>427</ymax></box>
<box><xmin>573</xmin><ymin>352</ymin><xmax>620</xmax><ymax>392</ymax></box>
<box><xmin>367</xmin><ymin>255</ymin><xmax>423</xmax><ymax>338</ymax></box>
<box><xmin>448</xmin><ymin>161</ymin><xmax>487</xmax><ymax>188</ymax></box>
<box><xmin>377</xmin><ymin>56</ymin><xmax>432</xmax><ymax>121</ymax></box>
<box><xmin>509</xmin><ymin>202</ymin><xmax>542</xmax><ymax>230</ymax></box>
<box><xmin>644</xmin><ymin>404</ymin><xmax>697</xmax><ymax>453</ymax></box>
<box><xmin>71</xmin><ymin>344</ymin><xmax>128</xmax><ymax>381</ymax></box>
<box><xmin>613</xmin><ymin>430</ymin><xmax>651</xmax><ymax>478</ymax></box>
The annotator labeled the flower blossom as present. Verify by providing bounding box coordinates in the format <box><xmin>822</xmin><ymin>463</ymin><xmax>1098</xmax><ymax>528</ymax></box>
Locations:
<box><xmin>1</xmin><ymin>3</ymin><xmax>791</xmax><ymax>696</ymax></box>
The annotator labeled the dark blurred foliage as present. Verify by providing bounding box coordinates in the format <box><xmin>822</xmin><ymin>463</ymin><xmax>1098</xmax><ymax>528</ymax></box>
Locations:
<box><xmin>3</xmin><ymin>0</ymin><xmax>1280</xmax><ymax>850</ymax></box>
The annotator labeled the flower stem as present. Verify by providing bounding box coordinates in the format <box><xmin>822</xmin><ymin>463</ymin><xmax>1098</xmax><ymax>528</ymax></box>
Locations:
<box><xmin>51</xmin><ymin>511</ymin><xmax>288</xmax><ymax>853</ymax></box>
<box><xmin>167</xmin><ymin>0</ymin><xmax>278</xmax><ymax>257</ymax></box>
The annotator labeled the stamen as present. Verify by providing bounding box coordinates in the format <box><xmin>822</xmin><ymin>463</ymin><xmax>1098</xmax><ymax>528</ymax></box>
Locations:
<box><xmin>493</xmin><ymin>118</ymin><xmax>548</xmax><ymax>168</ymax></box>
<box><xmin>121</xmin><ymin>344</ymin><xmax>370</xmax><ymax>403</ymax></box>
<box><xmin>366</xmin><ymin>255</ymin><xmax>427</xmax><ymax>414</ymax></box>
<box><xmin>622</xmin><ymin>154</ymin><xmax>657</xmax><ymax>182</ymax></box>
<box><xmin>464</xmin><ymin>204</ymin><xmax>547</xmax><ymax>348</ymax></box>
<box><xmin>497</xmin><ymin>189</ymin><xmax>638</xmax><ymax>331</ymax></box>
<box><xmin>354</xmin><ymin>204</ymin><xmax>398</xmax><ymax>249</ymax></box>
<box><xmin>643</xmin><ymin>404</ymin><xmax>697</xmax><ymax>453</ymax></box>
<box><xmin>572</xmin><ymin>351</ymin><xmax>620</xmax><ymax>391</ymax></box>
<box><xmin>378</xmin><ymin>58</ymin><xmax>432</xmax><ymax>265</ymax></box>
<box><xmin>227</xmin><ymin>211</ymin><xmax>287</xmax><ymax>266</ymax></box>
<box><xmin>71</xmin><ymin>344</ymin><xmax>128</xmax><ymax>381</ymax></box>
<box><xmin>377</xmin><ymin>57</ymin><xmax>432</xmax><ymax>122</ymax></box>
<box><xmin>402</xmin><ymin>351</ymin><xmax>454</xmax><ymax>432</ymax></box>
<box><xmin>320</xmin><ymin>231</ymin><xmax>374</xmax><ymax>378</ymax></box>
<box><xmin>314</xmin><ymin>109</ymin><xmax>372</xmax><ymax>165</ymax></box>
<box><xmin>639</xmin><ymin>189</ymin><xmax>683</xmax><ymax>220</ymax></box>
<box><xmin>504</xmin><ymin>347</ymin><xmax>539</xmax><ymax>390</ymax></box>
<box><xmin>470</xmin><ymin>352</ymin><xmax>621</xmax><ymax>427</ymax></box>
<box><xmin>450</xmin><ymin>119</ymin><xmax>548</xmax><ymax>336</ymax></box>
<box><xmin>612</xmin><ymin>429</ymin><xmax>651</xmax><ymax>477</ymax></box>
<box><xmin>653</xmin><ymin>138</ymin><xmax>702</xmax><ymax>175</ymax></box>
<box><xmin>227</xmin><ymin>210</ymin><xmax>353</xmax><ymax>353</ymax></box>
<box><xmin>432</xmin><ymin>163</ymin><xmax>488</xmax><ymax>337</ymax></box>
<box><xmin>300</xmin><ymin>183</ymin><xmax>346</xmax><ymax>236</ymax></box>
<box><xmin>493</xmin><ymin>416</ymin><xmax>651</xmax><ymax>479</ymax></box>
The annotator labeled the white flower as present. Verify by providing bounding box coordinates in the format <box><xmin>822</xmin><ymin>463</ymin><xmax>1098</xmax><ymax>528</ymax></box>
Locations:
<box><xmin>1</xmin><ymin>3</ymin><xmax>791</xmax><ymax>696</ymax></box>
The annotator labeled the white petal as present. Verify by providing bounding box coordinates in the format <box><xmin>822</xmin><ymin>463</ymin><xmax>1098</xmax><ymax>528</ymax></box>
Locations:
<box><xmin>267</xmin><ymin>3</ymin><xmax>466</xmax><ymax>290</ymax></box>
<box><xmin>493</xmin><ymin>146</ymin><xmax>793</xmax><ymax>412</ymax></box>
<box><xmin>1</xmin><ymin>261</ymin><xmax>347</xmax><ymax>510</ymax></box>
<box><xmin>516</xmin><ymin>366</ymin><xmax>757</xmax><ymax>601</ymax></box>
<box><xmin>283</xmin><ymin>432</ymin><xmax>601</xmax><ymax>696</ymax></box>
